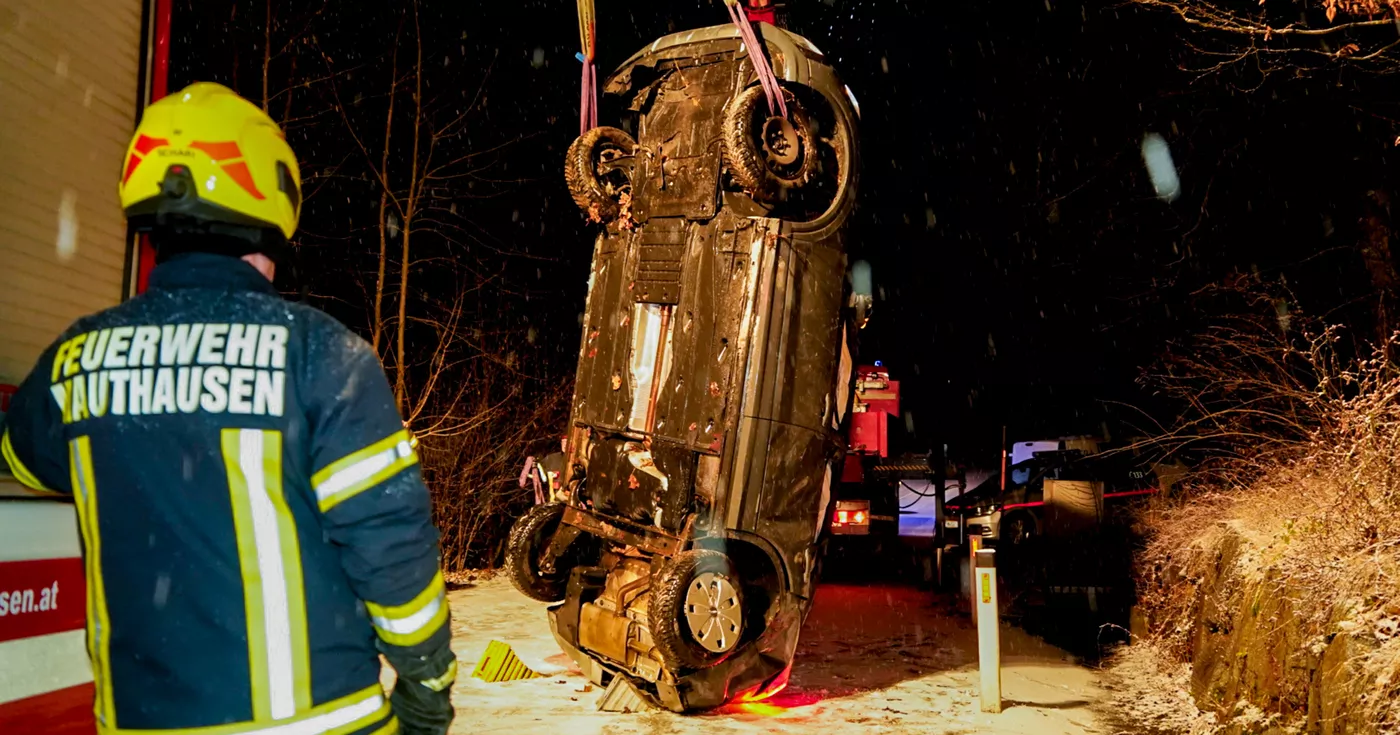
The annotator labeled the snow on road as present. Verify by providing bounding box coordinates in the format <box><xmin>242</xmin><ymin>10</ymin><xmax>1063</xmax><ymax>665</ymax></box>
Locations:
<box><xmin>441</xmin><ymin>577</ymin><xmax>1108</xmax><ymax>734</ymax></box>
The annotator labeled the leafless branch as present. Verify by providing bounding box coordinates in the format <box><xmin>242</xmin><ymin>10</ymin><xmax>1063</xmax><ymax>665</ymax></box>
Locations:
<box><xmin>1131</xmin><ymin>0</ymin><xmax>1400</xmax><ymax>75</ymax></box>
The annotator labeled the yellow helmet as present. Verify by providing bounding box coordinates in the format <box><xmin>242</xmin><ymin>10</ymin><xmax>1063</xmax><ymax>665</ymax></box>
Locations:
<box><xmin>119</xmin><ymin>82</ymin><xmax>301</xmax><ymax>243</ymax></box>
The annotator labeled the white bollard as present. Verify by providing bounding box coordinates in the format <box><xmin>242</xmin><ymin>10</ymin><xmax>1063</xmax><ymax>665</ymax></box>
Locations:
<box><xmin>975</xmin><ymin>548</ymin><xmax>1002</xmax><ymax>714</ymax></box>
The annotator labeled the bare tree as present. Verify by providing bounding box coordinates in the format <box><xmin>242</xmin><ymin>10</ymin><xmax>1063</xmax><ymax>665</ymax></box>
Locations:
<box><xmin>1360</xmin><ymin>190</ymin><xmax>1399</xmax><ymax>355</ymax></box>
<box><xmin>1129</xmin><ymin>1</ymin><xmax>1400</xmax><ymax>348</ymax></box>
<box><xmin>371</xmin><ymin>20</ymin><xmax>403</xmax><ymax>355</ymax></box>
<box><xmin>1131</xmin><ymin>0</ymin><xmax>1400</xmax><ymax>75</ymax></box>
<box><xmin>322</xmin><ymin>0</ymin><xmax>521</xmax><ymax>415</ymax></box>
<box><xmin>200</xmin><ymin>0</ymin><xmax>564</xmax><ymax>572</ymax></box>
<box><xmin>241</xmin><ymin>0</ymin><xmax>353</xmax><ymax>212</ymax></box>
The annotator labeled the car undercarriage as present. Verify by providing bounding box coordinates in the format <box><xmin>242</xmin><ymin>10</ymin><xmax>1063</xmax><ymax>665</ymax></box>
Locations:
<box><xmin>504</xmin><ymin>21</ymin><xmax>860</xmax><ymax>712</ymax></box>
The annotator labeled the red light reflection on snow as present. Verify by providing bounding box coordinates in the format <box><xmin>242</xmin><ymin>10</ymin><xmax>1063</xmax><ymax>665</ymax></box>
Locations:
<box><xmin>736</xmin><ymin>679</ymin><xmax>788</xmax><ymax>704</ymax></box>
<box><xmin>735</xmin><ymin>702</ymin><xmax>786</xmax><ymax>717</ymax></box>
<box><xmin>720</xmin><ymin>688</ymin><xmax>825</xmax><ymax>718</ymax></box>
<box><xmin>737</xmin><ymin>661</ymin><xmax>792</xmax><ymax>703</ymax></box>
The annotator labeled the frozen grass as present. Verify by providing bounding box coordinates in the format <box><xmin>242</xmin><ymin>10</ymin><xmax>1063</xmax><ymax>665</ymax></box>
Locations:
<box><xmin>1100</xmin><ymin>644</ymin><xmax>1217</xmax><ymax>735</ymax></box>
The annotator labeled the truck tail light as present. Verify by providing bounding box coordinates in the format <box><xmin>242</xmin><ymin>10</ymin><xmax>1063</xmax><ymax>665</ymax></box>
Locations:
<box><xmin>832</xmin><ymin>500</ymin><xmax>870</xmax><ymax>528</ymax></box>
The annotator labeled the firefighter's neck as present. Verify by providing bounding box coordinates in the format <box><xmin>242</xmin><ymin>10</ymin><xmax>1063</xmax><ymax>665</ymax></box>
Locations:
<box><xmin>241</xmin><ymin>253</ymin><xmax>276</xmax><ymax>282</ymax></box>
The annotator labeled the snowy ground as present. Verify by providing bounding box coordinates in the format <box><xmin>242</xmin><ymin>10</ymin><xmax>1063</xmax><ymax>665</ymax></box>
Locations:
<box><xmin>441</xmin><ymin>577</ymin><xmax>1111</xmax><ymax>735</ymax></box>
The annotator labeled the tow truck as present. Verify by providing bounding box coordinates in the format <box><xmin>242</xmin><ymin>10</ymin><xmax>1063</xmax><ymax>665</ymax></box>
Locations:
<box><xmin>813</xmin><ymin>363</ymin><xmax>966</xmax><ymax>584</ymax></box>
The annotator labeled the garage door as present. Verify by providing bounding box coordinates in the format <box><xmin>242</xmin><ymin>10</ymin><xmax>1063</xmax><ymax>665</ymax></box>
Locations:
<box><xmin>0</xmin><ymin>0</ymin><xmax>145</xmax><ymax>388</ymax></box>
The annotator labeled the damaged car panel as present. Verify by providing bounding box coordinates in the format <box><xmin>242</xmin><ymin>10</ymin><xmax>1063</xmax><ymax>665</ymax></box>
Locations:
<box><xmin>507</xmin><ymin>21</ymin><xmax>858</xmax><ymax>713</ymax></box>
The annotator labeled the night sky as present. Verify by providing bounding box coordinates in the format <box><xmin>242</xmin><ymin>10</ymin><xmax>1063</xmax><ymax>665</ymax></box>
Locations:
<box><xmin>169</xmin><ymin>0</ymin><xmax>1400</xmax><ymax>467</ymax></box>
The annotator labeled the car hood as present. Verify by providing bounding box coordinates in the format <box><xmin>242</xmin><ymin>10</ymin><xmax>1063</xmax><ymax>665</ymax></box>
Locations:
<box><xmin>945</xmin><ymin>474</ymin><xmax>1003</xmax><ymax>511</ymax></box>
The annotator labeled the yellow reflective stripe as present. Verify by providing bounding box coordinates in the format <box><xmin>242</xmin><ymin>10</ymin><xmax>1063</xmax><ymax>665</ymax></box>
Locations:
<box><xmin>311</xmin><ymin>430</ymin><xmax>412</xmax><ymax>487</ymax></box>
<box><xmin>70</xmin><ymin>436</ymin><xmax>115</xmax><ymax>728</ymax></box>
<box><xmin>322</xmin><ymin>702</ymin><xmax>390</xmax><ymax>735</ymax></box>
<box><xmin>373</xmin><ymin>598</ymin><xmax>448</xmax><ymax>648</ymax></box>
<box><xmin>420</xmin><ymin>659</ymin><xmax>458</xmax><ymax>693</ymax></box>
<box><xmin>311</xmin><ymin>430</ymin><xmax>418</xmax><ymax>512</ymax></box>
<box><xmin>367</xmin><ymin>718</ymin><xmax>399</xmax><ymax>735</ymax></box>
<box><xmin>101</xmin><ymin>684</ymin><xmax>390</xmax><ymax>735</ymax></box>
<box><xmin>261</xmin><ymin>430</ymin><xmax>312</xmax><ymax>713</ymax></box>
<box><xmin>365</xmin><ymin>571</ymin><xmax>444</xmax><ymax>622</ymax></box>
<box><xmin>223</xmin><ymin>429</ymin><xmax>271</xmax><ymax>720</ymax></box>
<box><xmin>222</xmin><ymin>428</ymin><xmax>311</xmax><ymax>720</ymax></box>
<box><xmin>365</xmin><ymin>571</ymin><xmax>448</xmax><ymax>646</ymax></box>
<box><xmin>3</xmin><ymin>429</ymin><xmax>57</xmax><ymax>493</ymax></box>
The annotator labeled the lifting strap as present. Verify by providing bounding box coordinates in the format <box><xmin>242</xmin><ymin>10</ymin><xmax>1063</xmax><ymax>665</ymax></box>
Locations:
<box><xmin>724</xmin><ymin>0</ymin><xmax>787</xmax><ymax>118</ymax></box>
<box><xmin>577</xmin><ymin>0</ymin><xmax>598</xmax><ymax>134</ymax></box>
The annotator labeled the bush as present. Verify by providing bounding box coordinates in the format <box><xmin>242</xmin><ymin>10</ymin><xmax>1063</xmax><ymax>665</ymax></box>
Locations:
<box><xmin>414</xmin><ymin>362</ymin><xmax>571</xmax><ymax>572</ymax></box>
<box><xmin>1136</xmin><ymin>284</ymin><xmax>1400</xmax><ymax>728</ymax></box>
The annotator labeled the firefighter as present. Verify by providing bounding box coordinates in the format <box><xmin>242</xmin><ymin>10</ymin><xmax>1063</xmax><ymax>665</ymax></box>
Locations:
<box><xmin>0</xmin><ymin>83</ymin><xmax>455</xmax><ymax>735</ymax></box>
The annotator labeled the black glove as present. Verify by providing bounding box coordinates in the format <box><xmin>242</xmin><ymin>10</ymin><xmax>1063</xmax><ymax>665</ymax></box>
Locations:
<box><xmin>379</xmin><ymin>628</ymin><xmax>457</xmax><ymax>735</ymax></box>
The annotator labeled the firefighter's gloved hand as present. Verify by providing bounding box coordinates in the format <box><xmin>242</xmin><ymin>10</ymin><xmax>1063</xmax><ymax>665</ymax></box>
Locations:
<box><xmin>380</xmin><ymin>638</ymin><xmax>457</xmax><ymax>735</ymax></box>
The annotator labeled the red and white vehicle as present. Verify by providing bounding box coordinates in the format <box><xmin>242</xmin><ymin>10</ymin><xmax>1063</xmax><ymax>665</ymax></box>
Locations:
<box><xmin>0</xmin><ymin>485</ymin><xmax>91</xmax><ymax>733</ymax></box>
<box><xmin>0</xmin><ymin>0</ymin><xmax>170</xmax><ymax>728</ymax></box>
<box><xmin>828</xmin><ymin>364</ymin><xmax>904</xmax><ymax>541</ymax></box>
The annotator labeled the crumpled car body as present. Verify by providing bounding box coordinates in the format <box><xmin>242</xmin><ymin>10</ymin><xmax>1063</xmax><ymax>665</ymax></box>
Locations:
<box><xmin>507</xmin><ymin>21</ymin><xmax>859</xmax><ymax>713</ymax></box>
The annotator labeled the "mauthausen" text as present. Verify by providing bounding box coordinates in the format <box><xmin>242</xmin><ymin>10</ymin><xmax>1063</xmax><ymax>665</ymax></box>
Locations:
<box><xmin>49</xmin><ymin>324</ymin><xmax>289</xmax><ymax>423</ymax></box>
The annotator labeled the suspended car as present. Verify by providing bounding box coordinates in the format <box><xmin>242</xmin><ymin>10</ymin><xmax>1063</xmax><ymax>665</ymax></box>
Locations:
<box><xmin>510</xmin><ymin>21</ymin><xmax>859</xmax><ymax>713</ymax></box>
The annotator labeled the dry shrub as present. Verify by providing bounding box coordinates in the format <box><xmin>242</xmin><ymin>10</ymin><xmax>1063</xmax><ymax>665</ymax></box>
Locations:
<box><xmin>1136</xmin><ymin>283</ymin><xmax>1400</xmax><ymax>727</ymax></box>
<box><xmin>413</xmin><ymin>356</ymin><xmax>570</xmax><ymax>572</ymax></box>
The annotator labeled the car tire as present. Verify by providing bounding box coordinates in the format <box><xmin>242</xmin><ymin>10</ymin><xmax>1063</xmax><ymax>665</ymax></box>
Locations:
<box><xmin>648</xmin><ymin>549</ymin><xmax>744</xmax><ymax>671</ymax></box>
<box><xmin>1000</xmin><ymin>512</ymin><xmax>1037</xmax><ymax>547</ymax></box>
<box><xmin>721</xmin><ymin>85</ymin><xmax>820</xmax><ymax>201</ymax></box>
<box><xmin>564</xmin><ymin>126</ymin><xmax>636</xmax><ymax>222</ymax></box>
<box><xmin>505</xmin><ymin>502</ymin><xmax>571</xmax><ymax>602</ymax></box>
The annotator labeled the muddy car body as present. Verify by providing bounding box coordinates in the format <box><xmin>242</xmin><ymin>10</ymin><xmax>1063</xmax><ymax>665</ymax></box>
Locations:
<box><xmin>506</xmin><ymin>23</ymin><xmax>859</xmax><ymax>712</ymax></box>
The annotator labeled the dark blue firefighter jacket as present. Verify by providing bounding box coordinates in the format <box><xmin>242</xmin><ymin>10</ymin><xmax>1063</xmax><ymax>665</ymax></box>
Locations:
<box><xmin>2</xmin><ymin>253</ymin><xmax>456</xmax><ymax>735</ymax></box>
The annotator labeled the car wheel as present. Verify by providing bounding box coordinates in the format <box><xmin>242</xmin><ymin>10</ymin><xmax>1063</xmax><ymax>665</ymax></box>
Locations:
<box><xmin>648</xmin><ymin>549</ymin><xmax>744</xmax><ymax>671</ymax></box>
<box><xmin>564</xmin><ymin>126</ymin><xmax>636</xmax><ymax>222</ymax></box>
<box><xmin>721</xmin><ymin>85</ymin><xmax>820</xmax><ymax>201</ymax></box>
<box><xmin>505</xmin><ymin>502</ymin><xmax>572</xmax><ymax>602</ymax></box>
<box><xmin>1001</xmin><ymin>513</ymin><xmax>1036</xmax><ymax>547</ymax></box>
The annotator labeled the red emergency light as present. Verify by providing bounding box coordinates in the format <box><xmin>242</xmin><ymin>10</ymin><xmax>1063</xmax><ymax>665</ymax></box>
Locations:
<box><xmin>832</xmin><ymin>508</ymin><xmax>867</xmax><ymax>526</ymax></box>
